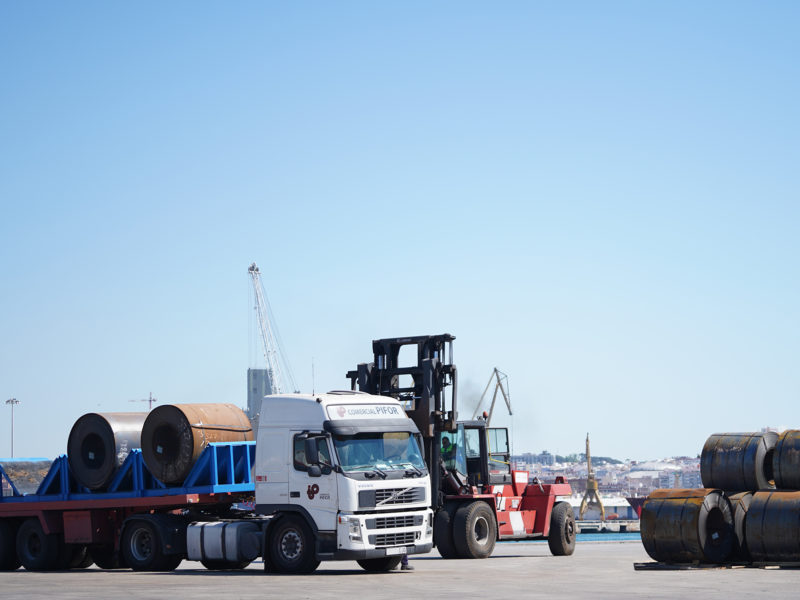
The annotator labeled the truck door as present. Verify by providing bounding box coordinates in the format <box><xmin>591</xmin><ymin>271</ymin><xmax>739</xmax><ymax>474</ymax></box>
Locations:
<box><xmin>288</xmin><ymin>432</ymin><xmax>338</xmax><ymax>532</ymax></box>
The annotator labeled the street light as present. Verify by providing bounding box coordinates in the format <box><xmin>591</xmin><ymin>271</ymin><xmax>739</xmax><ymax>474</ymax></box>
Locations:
<box><xmin>5</xmin><ymin>398</ymin><xmax>19</xmax><ymax>458</ymax></box>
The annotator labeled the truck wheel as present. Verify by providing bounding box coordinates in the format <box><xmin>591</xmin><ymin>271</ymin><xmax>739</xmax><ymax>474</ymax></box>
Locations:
<box><xmin>121</xmin><ymin>520</ymin><xmax>170</xmax><ymax>571</ymax></box>
<box><xmin>453</xmin><ymin>501</ymin><xmax>497</xmax><ymax>559</ymax></box>
<box><xmin>433</xmin><ymin>504</ymin><xmax>459</xmax><ymax>559</ymax></box>
<box><xmin>356</xmin><ymin>556</ymin><xmax>402</xmax><ymax>571</ymax></box>
<box><xmin>16</xmin><ymin>518</ymin><xmax>61</xmax><ymax>571</ymax></box>
<box><xmin>69</xmin><ymin>545</ymin><xmax>94</xmax><ymax>569</ymax></box>
<box><xmin>0</xmin><ymin>520</ymin><xmax>21</xmax><ymax>571</ymax></box>
<box><xmin>89</xmin><ymin>545</ymin><xmax>127</xmax><ymax>569</ymax></box>
<box><xmin>268</xmin><ymin>516</ymin><xmax>320</xmax><ymax>574</ymax></box>
<box><xmin>548</xmin><ymin>501</ymin><xmax>576</xmax><ymax>556</ymax></box>
<box><xmin>201</xmin><ymin>559</ymin><xmax>251</xmax><ymax>570</ymax></box>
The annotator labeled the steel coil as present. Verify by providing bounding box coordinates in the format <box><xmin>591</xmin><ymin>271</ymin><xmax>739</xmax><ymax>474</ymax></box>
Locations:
<box><xmin>726</xmin><ymin>492</ymin><xmax>753</xmax><ymax>561</ymax></box>
<box><xmin>700</xmin><ymin>432</ymin><xmax>777</xmax><ymax>491</ymax></box>
<box><xmin>744</xmin><ymin>490</ymin><xmax>800</xmax><ymax>562</ymax></box>
<box><xmin>67</xmin><ymin>412</ymin><xmax>147</xmax><ymax>490</ymax></box>
<box><xmin>640</xmin><ymin>488</ymin><xmax>733</xmax><ymax>563</ymax></box>
<box><xmin>141</xmin><ymin>403</ymin><xmax>253</xmax><ymax>485</ymax></box>
<box><xmin>773</xmin><ymin>430</ymin><xmax>800</xmax><ymax>490</ymax></box>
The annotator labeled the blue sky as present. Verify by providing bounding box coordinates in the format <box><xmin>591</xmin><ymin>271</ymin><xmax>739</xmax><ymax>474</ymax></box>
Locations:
<box><xmin>1</xmin><ymin>2</ymin><xmax>798</xmax><ymax>461</ymax></box>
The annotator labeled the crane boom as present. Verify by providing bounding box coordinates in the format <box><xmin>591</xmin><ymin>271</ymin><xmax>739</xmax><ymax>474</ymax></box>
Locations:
<box><xmin>472</xmin><ymin>367</ymin><xmax>512</xmax><ymax>426</ymax></box>
<box><xmin>248</xmin><ymin>262</ymin><xmax>297</xmax><ymax>394</ymax></box>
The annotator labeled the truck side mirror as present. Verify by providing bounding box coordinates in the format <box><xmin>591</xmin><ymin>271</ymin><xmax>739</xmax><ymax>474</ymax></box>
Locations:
<box><xmin>305</xmin><ymin>437</ymin><xmax>320</xmax><ymax>465</ymax></box>
<box><xmin>308</xmin><ymin>465</ymin><xmax>322</xmax><ymax>477</ymax></box>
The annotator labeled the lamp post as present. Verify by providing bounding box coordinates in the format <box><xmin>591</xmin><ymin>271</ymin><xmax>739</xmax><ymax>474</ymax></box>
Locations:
<box><xmin>5</xmin><ymin>398</ymin><xmax>19</xmax><ymax>458</ymax></box>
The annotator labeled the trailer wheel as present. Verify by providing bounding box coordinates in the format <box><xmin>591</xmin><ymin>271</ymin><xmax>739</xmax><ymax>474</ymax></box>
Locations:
<box><xmin>121</xmin><ymin>520</ymin><xmax>171</xmax><ymax>571</ymax></box>
<box><xmin>268</xmin><ymin>516</ymin><xmax>320</xmax><ymax>574</ymax></box>
<box><xmin>89</xmin><ymin>545</ymin><xmax>127</xmax><ymax>569</ymax></box>
<box><xmin>453</xmin><ymin>501</ymin><xmax>497</xmax><ymax>559</ymax></box>
<box><xmin>0</xmin><ymin>520</ymin><xmax>21</xmax><ymax>571</ymax></box>
<box><xmin>433</xmin><ymin>504</ymin><xmax>459</xmax><ymax>559</ymax></box>
<box><xmin>201</xmin><ymin>559</ymin><xmax>251</xmax><ymax>570</ymax></box>
<box><xmin>548</xmin><ymin>501</ymin><xmax>576</xmax><ymax>556</ymax></box>
<box><xmin>15</xmin><ymin>518</ymin><xmax>61</xmax><ymax>571</ymax></box>
<box><xmin>69</xmin><ymin>545</ymin><xmax>94</xmax><ymax>569</ymax></box>
<box><xmin>356</xmin><ymin>556</ymin><xmax>402</xmax><ymax>572</ymax></box>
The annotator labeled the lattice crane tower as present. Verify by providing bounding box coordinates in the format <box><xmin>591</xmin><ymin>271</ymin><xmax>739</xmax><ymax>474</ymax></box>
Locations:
<box><xmin>248</xmin><ymin>262</ymin><xmax>298</xmax><ymax>402</ymax></box>
<box><xmin>579</xmin><ymin>432</ymin><xmax>606</xmax><ymax>521</ymax></box>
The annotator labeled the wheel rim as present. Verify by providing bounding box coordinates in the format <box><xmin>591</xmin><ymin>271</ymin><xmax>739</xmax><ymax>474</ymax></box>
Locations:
<box><xmin>280</xmin><ymin>528</ymin><xmax>303</xmax><ymax>561</ymax></box>
<box><xmin>130</xmin><ymin>528</ymin><xmax>153</xmax><ymax>562</ymax></box>
<box><xmin>565</xmin><ymin>518</ymin><xmax>575</xmax><ymax>540</ymax></box>
<box><xmin>473</xmin><ymin>516</ymin><xmax>490</xmax><ymax>546</ymax></box>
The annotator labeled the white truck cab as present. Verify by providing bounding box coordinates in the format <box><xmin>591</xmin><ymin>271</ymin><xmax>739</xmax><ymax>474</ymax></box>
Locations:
<box><xmin>255</xmin><ymin>391</ymin><xmax>433</xmax><ymax>573</ymax></box>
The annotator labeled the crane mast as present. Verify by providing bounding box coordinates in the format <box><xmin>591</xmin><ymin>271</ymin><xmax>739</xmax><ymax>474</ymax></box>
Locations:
<box><xmin>248</xmin><ymin>263</ymin><xmax>297</xmax><ymax>396</ymax></box>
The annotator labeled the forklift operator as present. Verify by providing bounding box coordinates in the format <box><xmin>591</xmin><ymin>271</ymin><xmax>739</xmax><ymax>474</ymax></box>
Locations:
<box><xmin>441</xmin><ymin>436</ymin><xmax>457</xmax><ymax>468</ymax></box>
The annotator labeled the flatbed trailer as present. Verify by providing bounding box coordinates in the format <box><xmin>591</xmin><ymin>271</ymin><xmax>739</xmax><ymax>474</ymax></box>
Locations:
<box><xmin>0</xmin><ymin>442</ymin><xmax>255</xmax><ymax>571</ymax></box>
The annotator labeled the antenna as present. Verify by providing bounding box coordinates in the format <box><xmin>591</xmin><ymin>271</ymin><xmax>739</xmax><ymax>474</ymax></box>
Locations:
<box><xmin>129</xmin><ymin>392</ymin><xmax>157</xmax><ymax>411</ymax></box>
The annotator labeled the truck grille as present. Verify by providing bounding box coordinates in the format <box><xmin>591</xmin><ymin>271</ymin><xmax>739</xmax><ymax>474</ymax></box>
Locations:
<box><xmin>369</xmin><ymin>532</ymin><xmax>417</xmax><ymax>547</ymax></box>
<box><xmin>367</xmin><ymin>515</ymin><xmax>422</xmax><ymax>529</ymax></box>
<box><xmin>375</xmin><ymin>487</ymin><xmax>425</xmax><ymax>505</ymax></box>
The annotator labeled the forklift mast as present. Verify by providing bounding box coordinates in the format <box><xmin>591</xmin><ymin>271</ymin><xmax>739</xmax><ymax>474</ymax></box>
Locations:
<box><xmin>346</xmin><ymin>334</ymin><xmax>459</xmax><ymax>508</ymax></box>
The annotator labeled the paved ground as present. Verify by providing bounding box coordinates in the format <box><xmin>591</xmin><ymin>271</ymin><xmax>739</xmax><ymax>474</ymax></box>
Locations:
<box><xmin>2</xmin><ymin>540</ymin><xmax>798</xmax><ymax>599</ymax></box>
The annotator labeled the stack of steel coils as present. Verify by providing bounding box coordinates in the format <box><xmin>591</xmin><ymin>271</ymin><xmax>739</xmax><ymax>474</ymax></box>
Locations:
<box><xmin>641</xmin><ymin>430</ymin><xmax>800</xmax><ymax>564</ymax></box>
<box><xmin>67</xmin><ymin>404</ymin><xmax>254</xmax><ymax>489</ymax></box>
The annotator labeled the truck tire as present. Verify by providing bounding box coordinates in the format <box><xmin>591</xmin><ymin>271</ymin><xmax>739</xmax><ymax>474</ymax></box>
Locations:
<box><xmin>16</xmin><ymin>518</ymin><xmax>61</xmax><ymax>571</ymax></box>
<box><xmin>356</xmin><ymin>556</ymin><xmax>402</xmax><ymax>571</ymax></box>
<box><xmin>433</xmin><ymin>504</ymin><xmax>459</xmax><ymax>559</ymax></box>
<box><xmin>121</xmin><ymin>520</ymin><xmax>172</xmax><ymax>571</ymax></box>
<box><xmin>89</xmin><ymin>545</ymin><xmax>127</xmax><ymax>569</ymax></box>
<box><xmin>201</xmin><ymin>559</ymin><xmax>251</xmax><ymax>570</ymax></box>
<box><xmin>548</xmin><ymin>501</ymin><xmax>576</xmax><ymax>556</ymax></box>
<box><xmin>69</xmin><ymin>545</ymin><xmax>94</xmax><ymax>569</ymax></box>
<box><xmin>268</xmin><ymin>515</ymin><xmax>320</xmax><ymax>574</ymax></box>
<box><xmin>0</xmin><ymin>520</ymin><xmax>21</xmax><ymax>571</ymax></box>
<box><xmin>453</xmin><ymin>501</ymin><xmax>497</xmax><ymax>559</ymax></box>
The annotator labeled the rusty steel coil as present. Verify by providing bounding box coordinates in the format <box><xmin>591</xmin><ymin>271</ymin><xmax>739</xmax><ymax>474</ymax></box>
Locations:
<box><xmin>700</xmin><ymin>432</ymin><xmax>777</xmax><ymax>491</ymax></box>
<box><xmin>141</xmin><ymin>403</ymin><xmax>253</xmax><ymax>485</ymax></box>
<box><xmin>67</xmin><ymin>412</ymin><xmax>148</xmax><ymax>490</ymax></box>
<box><xmin>727</xmin><ymin>492</ymin><xmax>753</xmax><ymax>561</ymax></box>
<box><xmin>773</xmin><ymin>430</ymin><xmax>800</xmax><ymax>490</ymax></box>
<box><xmin>640</xmin><ymin>489</ymin><xmax>733</xmax><ymax>563</ymax></box>
<box><xmin>744</xmin><ymin>490</ymin><xmax>800</xmax><ymax>562</ymax></box>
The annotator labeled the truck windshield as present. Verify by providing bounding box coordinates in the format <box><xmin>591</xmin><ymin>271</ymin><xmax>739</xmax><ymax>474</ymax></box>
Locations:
<box><xmin>332</xmin><ymin>432</ymin><xmax>426</xmax><ymax>472</ymax></box>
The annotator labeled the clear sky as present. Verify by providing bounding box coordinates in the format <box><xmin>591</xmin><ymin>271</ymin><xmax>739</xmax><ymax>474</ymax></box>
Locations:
<box><xmin>1</xmin><ymin>2</ymin><xmax>798</xmax><ymax>461</ymax></box>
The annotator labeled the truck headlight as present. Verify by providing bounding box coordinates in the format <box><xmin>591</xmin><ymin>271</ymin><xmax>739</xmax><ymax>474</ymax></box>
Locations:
<box><xmin>339</xmin><ymin>515</ymin><xmax>362</xmax><ymax>541</ymax></box>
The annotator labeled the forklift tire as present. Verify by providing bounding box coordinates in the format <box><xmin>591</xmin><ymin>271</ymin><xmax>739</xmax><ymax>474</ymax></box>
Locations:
<box><xmin>268</xmin><ymin>515</ymin><xmax>320</xmax><ymax>574</ymax></box>
<box><xmin>453</xmin><ymin>501</ymin><xmax>497</xmax><ymax>559</ymax></box>
<box><xmin>16</xmin><ymin>518</ymin><xmax>61</xmax><ymax>571</ymax></box>
<box><xmin>548</xmin><ymin>501</ymin><xmax>576</xmax><ymax>556</ymax></box>
<box><xmin>356</xmin><ymin>556</ymin><xmax>402</xmax><ymax>571</ymax></box>
<box><xmin>0</xmin><ymin>520</ymin><xmax>21</xmax><ymax>571</ymax></box>
<box><xmin>433</xmin><ymin>504</ymin><xmax>459</xmax><ymax>559</ymax></box>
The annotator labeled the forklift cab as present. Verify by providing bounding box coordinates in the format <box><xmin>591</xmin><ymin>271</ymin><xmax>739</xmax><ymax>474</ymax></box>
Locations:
<box><xmin>439</xmin><ymin>422</ymin><xmax>511</xmax><ymax>488</ymax></box>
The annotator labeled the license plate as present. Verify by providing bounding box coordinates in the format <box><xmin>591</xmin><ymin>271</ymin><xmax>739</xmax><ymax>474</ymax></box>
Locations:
<box><xmin>385</xmin><ymin>546</ymin><xmax>407</xmax><ymax>556</ymax></box>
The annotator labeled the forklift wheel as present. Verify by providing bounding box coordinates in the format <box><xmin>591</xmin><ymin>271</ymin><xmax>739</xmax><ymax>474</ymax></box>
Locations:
<box><xmin>433</xmin><ymin>504</ymin><xmax>459</xmax><ymax>559</ymax></box>
<box><xmin>548</xmin><ymin>501</ymin><xmax>576</xmax><ymax>556</ymax></box>
<box><xmin>453</xmin><ymin>501</ymin><xmax>497</xmax><ymax>559</ymax></box>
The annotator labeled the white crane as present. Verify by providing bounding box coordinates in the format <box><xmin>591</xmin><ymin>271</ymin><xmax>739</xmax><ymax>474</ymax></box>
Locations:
<box><xmin>248</xmin><ymin>262</ymin><xmax>298</xmax><ymax>395</ymax></box>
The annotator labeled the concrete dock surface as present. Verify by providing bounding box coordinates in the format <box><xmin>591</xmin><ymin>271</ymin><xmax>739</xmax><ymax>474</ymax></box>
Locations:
<box><xmin>2</xmin><ymin>540</ymin><xmax>798</xmax><ymax>599</ymax></box>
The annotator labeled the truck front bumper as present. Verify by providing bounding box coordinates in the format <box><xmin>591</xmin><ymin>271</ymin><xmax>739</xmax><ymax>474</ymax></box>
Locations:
<box><xmin>332</xmin><ymin>543</ymin><xmax>433</xmax><ymax>561</ymax></box>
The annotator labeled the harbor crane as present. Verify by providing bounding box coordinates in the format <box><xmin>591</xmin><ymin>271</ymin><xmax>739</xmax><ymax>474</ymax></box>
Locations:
<box><xmin>579</xmin><ymin>432</ymin><xmax>606</xmax><ymax>521</ymax></box>
<box><xmin>471</xmin><ymin>367</ymin><xmax>512</xmax><ymax>426</ymax></box>
<box><xmin>248</xmin><ymin>262</ymin><xmax>298</xmax><ymax>396</ymax></box>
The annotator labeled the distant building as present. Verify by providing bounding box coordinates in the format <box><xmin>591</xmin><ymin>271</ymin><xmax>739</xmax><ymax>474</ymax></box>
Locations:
<box><xmin>536</xmin><ymin>450</ymin><xmax>556</xmax><ymax>466</ymax></box>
